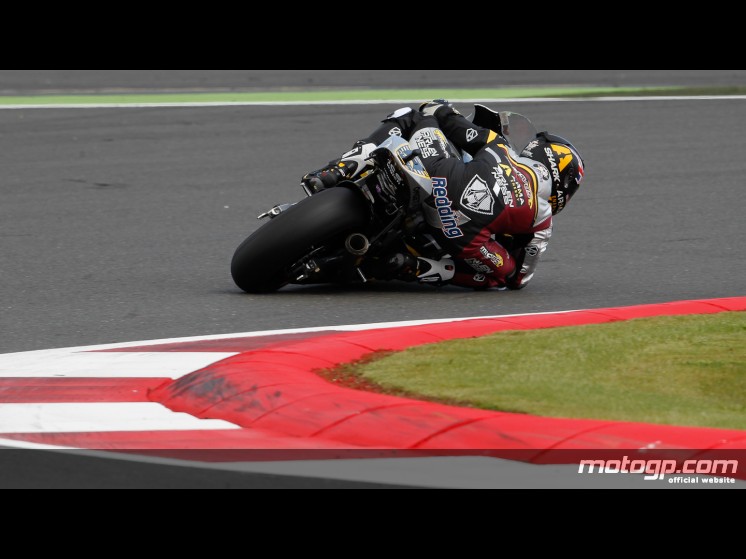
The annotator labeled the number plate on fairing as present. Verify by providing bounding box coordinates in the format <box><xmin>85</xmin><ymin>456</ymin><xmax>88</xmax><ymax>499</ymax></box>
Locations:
<box><xmin>375</xmin><ymin>135</ymin><xmax>433</xmax><ymax>210</ymax></box>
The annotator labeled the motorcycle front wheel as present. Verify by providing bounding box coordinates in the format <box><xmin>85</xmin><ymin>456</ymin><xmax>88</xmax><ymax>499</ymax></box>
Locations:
<box><xmin>230</xmin><ymin>187</ymin><xmax>370</xmax><ymax>293</ymax></box>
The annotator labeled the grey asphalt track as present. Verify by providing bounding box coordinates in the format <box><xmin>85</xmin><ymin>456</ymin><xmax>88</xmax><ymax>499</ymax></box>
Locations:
<box><xmin>1</xmin><ymin>70</ymin><xmax>745</xmax><ymax>488</ymax></box>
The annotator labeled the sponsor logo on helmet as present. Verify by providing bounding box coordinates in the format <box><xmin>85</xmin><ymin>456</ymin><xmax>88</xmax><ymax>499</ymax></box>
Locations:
<box><xmin>432</xmin><ymin>177</ymin><xmax>463</xmax><ymax>239</ymax></box>
<box><xmin>544</xmin><ymin>146</ymin><xmax>561</xmax><ymax>185</ymax></box>
<box><xmin>549</xmin><ymin>190</ymin><xmax>565</xmax><ymax>213</ymax></box>
<box><xmin>480</xmin><ymin>245</ymin><xmax>504</xmax><ymax>267</ymax></box>
<box><xmin>460</xmin><ymin>175</ymin><xmax>494</xmax><ymax>215</ymax></box>
<box><xmin>551</xmin><ymin>144</ymin><xmax>574</xmax><ymax>172</ymax></box>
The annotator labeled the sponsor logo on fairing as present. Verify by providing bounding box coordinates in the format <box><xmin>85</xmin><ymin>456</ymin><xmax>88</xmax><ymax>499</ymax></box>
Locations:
<box><xmin>342</xmin><ymin>145</ymin><xmax>363</xmax><ymax>159</ymax></box>
<box><xmin>431</xmin><ymin>177</ymin><xmax>463</xmax><ymax>238</ymax></box>
<box><xmin>460</xmin><ymin>175</ymin><xmax>494</xmax><ymax>215</ymax></box>
<box><xmin>414</xmin><ymin>129</ymin><xmax>441</xmax><ymax>158</ymax></box>
<box><xmin>466</xmin><ymin>128</ymin><xmax>479</xmax><ymax>142</ymax></box>
<box><xmin>395</xmin><ymin>145</ymin><xmax>429</xmax><ymax>179</ymax></box>
<box><xmin>479</xmin><ymin>245</ymin><xmax>504</xmax><ymax>267</ymax></box>
<box><xmin>385</xmin><ymin>160</ymin><xmax>404</xmax><ymax>186</ymax></box>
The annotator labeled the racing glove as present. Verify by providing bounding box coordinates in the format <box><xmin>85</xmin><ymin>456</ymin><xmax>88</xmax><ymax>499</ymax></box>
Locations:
<box><xmin>301</xmin><ymin>140</ymin><xmax>376</xmax><ymax>194</ymax></box>
<box><xmin>504</xmin><ymin>228</ymin><xmax>552</xmax><ymax>290</ymax></box>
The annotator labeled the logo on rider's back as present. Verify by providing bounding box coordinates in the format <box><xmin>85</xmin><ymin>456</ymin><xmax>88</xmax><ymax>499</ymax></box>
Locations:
<box><xmin>432</xmin><ymin>177</ymin><xmax>463</xmax><ymax>238</ymax></box>
<box><xmin>461</xmin><ymin>175</ymin><xmax>494</xmax><ymax>215</ymax></box>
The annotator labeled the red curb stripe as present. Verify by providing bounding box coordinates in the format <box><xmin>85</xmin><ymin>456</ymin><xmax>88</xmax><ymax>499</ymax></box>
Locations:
<box><xmin>93</xmin><ymin>331</ymin><xmax>343</xmax><ymax>353</ymax></box>
<box><xmin>0</xmin><ymin>378</ymin><xmax>168</xmax><ymax>403</ymax></box>
<box><xmin>149</xmin><ymin>297</ymin><xmax>746</xmax><ymax>465</ymax></box>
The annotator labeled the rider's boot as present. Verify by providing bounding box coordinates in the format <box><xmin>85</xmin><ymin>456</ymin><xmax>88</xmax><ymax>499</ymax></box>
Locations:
<box><xmin>301</xmin><ymin>140</ymin><xmax>376</xmax><ymax>195</ymax></box>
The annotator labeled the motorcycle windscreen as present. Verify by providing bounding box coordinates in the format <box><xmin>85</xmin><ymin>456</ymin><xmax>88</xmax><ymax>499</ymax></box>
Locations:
<box><xmin>471</xmin><ymin>105</ymin><xmax>539</xmax><ymax>155</ymax></box>
<box><xmin>498</xmin><ymin>111</ymin><xmax>539</xmax><ymax>155</ymax></box>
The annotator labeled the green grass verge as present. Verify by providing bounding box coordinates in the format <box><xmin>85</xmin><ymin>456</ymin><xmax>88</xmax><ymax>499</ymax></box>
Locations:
<box><xmin>0</xmin><ymin>85</ymin><xmax>687</xmax><ymax>105</ymax></box>
<box><xmin>323</xmin><ymin>312</ymin><xmax>746</xmax><ymax>430</ymax></box>
<box><xmin>3</xmin><ymin>84</ymin><xmax>746</xmax><ymax>106</ymax></box>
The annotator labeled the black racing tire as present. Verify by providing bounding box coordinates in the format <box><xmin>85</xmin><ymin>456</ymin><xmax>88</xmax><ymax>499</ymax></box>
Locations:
<box><xmin>231</xmin><ymin>187</ymin><xmax>370</xmax><ymax>293</ymax></box>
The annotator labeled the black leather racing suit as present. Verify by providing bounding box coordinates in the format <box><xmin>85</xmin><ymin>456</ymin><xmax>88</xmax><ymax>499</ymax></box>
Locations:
<box><xmin>355</xmin><ymin>104</ymin><xmax>553</xmax><ymax>289</ymax></box>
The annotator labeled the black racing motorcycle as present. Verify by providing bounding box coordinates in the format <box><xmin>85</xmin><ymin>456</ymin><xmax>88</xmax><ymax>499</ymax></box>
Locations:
<box><xmin>230</xmin><ymin>107</ymin><xmax>537</xmax><ymax>293</ymax></box>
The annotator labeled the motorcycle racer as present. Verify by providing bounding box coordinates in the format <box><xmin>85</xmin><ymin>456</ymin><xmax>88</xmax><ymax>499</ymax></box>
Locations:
<box><xmin>301</xmin><ymin>100</ymin><xmax>585</xmax><ymax>290</ymax></box>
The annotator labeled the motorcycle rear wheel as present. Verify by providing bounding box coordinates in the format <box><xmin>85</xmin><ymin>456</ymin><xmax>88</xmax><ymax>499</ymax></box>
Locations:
<box><xmin>231</xmin><ymin>187</ymin><xmax>370</xmax><ymax>293</ymax></box>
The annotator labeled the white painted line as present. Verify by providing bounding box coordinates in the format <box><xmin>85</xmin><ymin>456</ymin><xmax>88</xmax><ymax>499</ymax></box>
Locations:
<box><xmin>0</xmin><ymin>437</ymin><xmax>77</xmax><ymax>450</ymax></box>
<box><xmin>0</xmin><ymin>309</ymin><xmax>576</xmax><ymax>358</ymax></box>
<box><xmin>0</xmin><ymin>95</ymin><xmax>745</xmax><ymax>110</ymax></box>
<box><xmin>0</xmin><ymin>351</ymin><xmax>236</xmax><ymax>378</ymax></box>
<box><xmin>0</xmin><ymin>402</ymin><xmax>240</xmax><ymax>433</ymax></box>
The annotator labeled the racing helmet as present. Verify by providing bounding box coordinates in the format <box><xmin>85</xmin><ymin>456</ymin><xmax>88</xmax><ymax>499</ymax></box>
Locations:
<box><xmin>522</xmin><ymin>132</ymin><xmax>585</xmax><ymax>215</ymax></box>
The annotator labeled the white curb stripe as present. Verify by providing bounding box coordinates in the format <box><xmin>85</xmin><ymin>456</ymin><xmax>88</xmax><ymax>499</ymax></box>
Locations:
<box><xmin>0</xmin><ymin>351</ymin><xmax>237</xmax><ymax>378</ymax></box>
<box><xmin>0</xmin><ymin>402</ymin><xmax>240</xmax><ymax>433</ymax></box>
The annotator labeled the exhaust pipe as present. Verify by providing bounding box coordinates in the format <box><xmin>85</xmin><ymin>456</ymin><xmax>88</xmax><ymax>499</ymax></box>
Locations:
<box><xmin>345</xmin><ymin>233</ymin><xmax>370</xmax><ymax>255</ymax></box>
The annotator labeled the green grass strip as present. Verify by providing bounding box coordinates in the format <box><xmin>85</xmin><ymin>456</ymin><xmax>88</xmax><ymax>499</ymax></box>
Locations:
<box><xmin>0</xmin><ymin>85</ymin><xmax>688</xmax><ymax>105</ymax></box>
<box><xmin>329</xmin><ymin>312</ymin><xmax>746</xmax><ymax>430</ymax></box>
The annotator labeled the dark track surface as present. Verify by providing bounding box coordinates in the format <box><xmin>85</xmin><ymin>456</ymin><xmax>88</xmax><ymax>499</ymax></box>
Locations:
<box><xmin>1</xmin><ymin>71</ymin><xmax>744</xmax><ymax>488</ymax></box>
<box><xmin>2</xmin><ymin>94</ymin><xmax>745</xmax><ymax>354</ymax></box>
